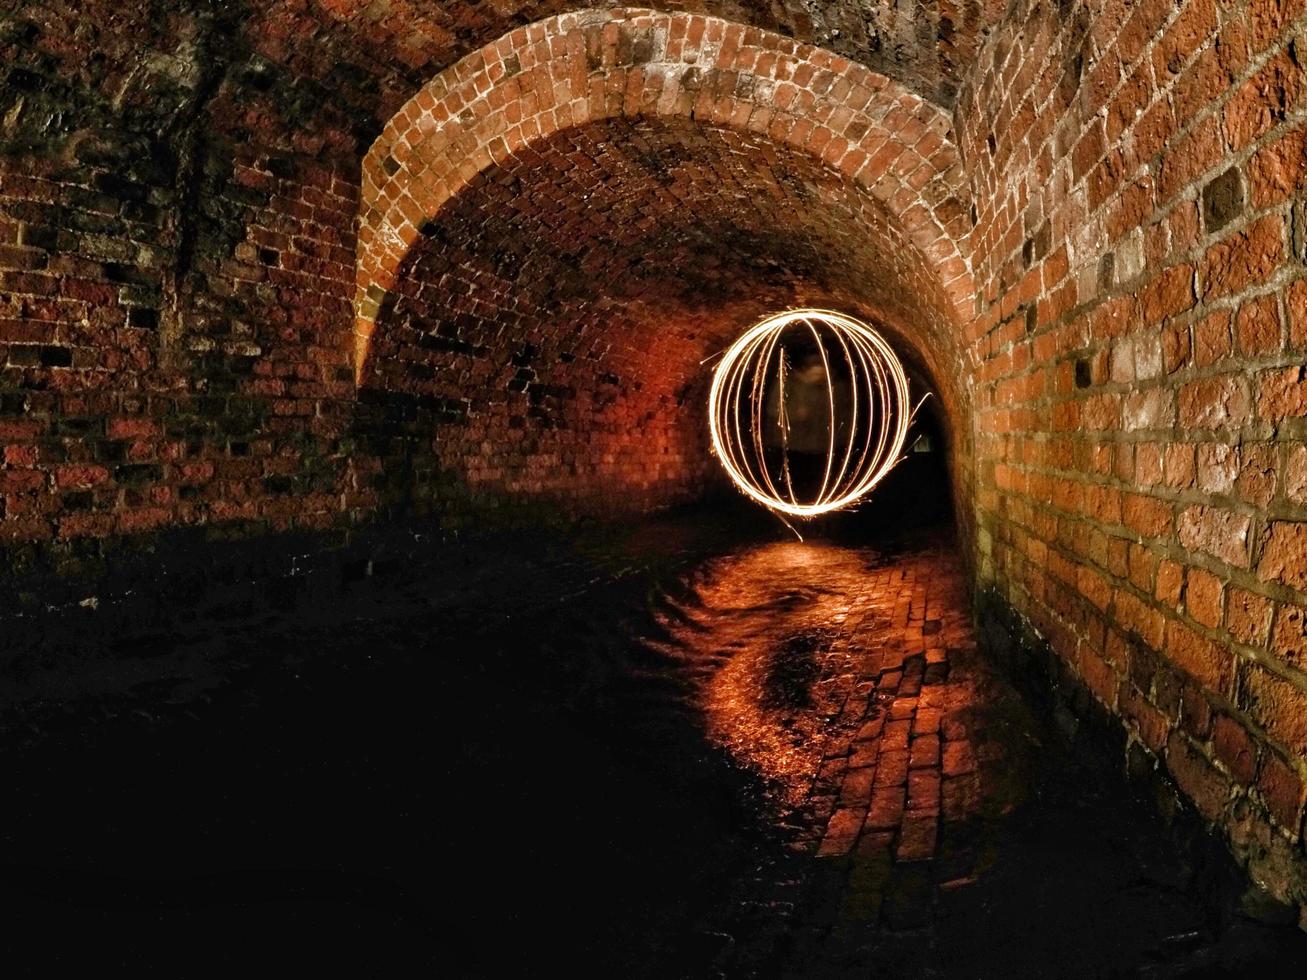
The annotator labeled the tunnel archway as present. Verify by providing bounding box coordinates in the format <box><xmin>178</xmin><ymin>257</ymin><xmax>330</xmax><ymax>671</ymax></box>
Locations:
<box><xmin>351</xmin><ymin>9</ymin><xmax>978</xmax><ymax>530</ymax></box>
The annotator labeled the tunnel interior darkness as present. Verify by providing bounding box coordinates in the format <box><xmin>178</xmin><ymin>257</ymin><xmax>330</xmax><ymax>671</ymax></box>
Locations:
<box><xmin>356</xmin><ymin>115</ymin><xmax>966</xmax><ymax>528</ymax></box>
<box><xmin>4</xmin><ymin>0</ymin><xmax>1307</xmax><ymax>971</ymax></box>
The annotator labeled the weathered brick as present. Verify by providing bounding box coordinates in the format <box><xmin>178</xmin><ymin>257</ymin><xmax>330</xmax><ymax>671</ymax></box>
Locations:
<box><xmin>1156</xmin><ymin>559</ymin><xmax>1184</xmax><ymax>605</ymax></box>
<box><xmin>1245</xmin><ymin>664</ymin><xmax>1307</xmax><ymax>755</ymax></box>
<box><xmin>1193</xmin><ymin>309</ymin><xmax>1232</xmax><ymax>366</ymax></box>
<box><xmin>1212</xmin><ymin>714</ymin><xmax>1258</xmax><ymax>784</ymax></box>
<box><xmin>1271</xmin><ymin>602</ymin><xmax>1307</xmax><ymax>669</ymax></box>
<box><xmin>53</xmin><ymin>464</ymin><xmax>110</xmax><ymax>489</ymax></box>
<box><xmin>1185</xmin><ymin>567</ymin><xmax>1223</xmax><ymax>629</ymax></box>
<box><xmin>107</xmin><ymin>417</ymin><xmax>161</xmax><ymax>440</ymax></box>
<box><xmin>1257</xmin><ymin>366</ymin><xmax>1307</xmax><ymax>421</ymax></box>
<box><xmin>1121</xmin><ymin>681</ymin><xmax>1170</xmax><ymax>753</ymax></box>
<box><xmin>1195</xmin><ymin>442</ymin><xmax>1237</xmax><ymax>495</ymax></box>
<box><xmin>0</xmin><ymin>468</ymin><xmax>46</xmax><ymax>493</ymax></box>
<box><xmin>1227</xmin><ymin>586</ymin><xmax>1273</xmax><ymax>648</ymax></box>
<box><xmin>1248</xmin><ymin>126</ymin><xmax>1307</xmax><ymax>208</ymax></box>
<box><xmin>1236</xmin><ymin>443</ymin><xmax>1276</xmax><ymax>508</ymax></box>
<box><xmin>1123</xmin><ymin>493</ymin><xmax>1173</xmax><ymax>538</ymax></box>
<box><xmin>1223</xmin><ymin>49</ymin><xmax>1303</xmax><ymax>151</ymax></box>
<box><xmin>1166</xmin><ymin>731</ymin><xmax>1230</xmax><ymax>821</ymax></box>
<box><xmin>1165</xmin><ymin>618</ymin><xmax>1233</xmax><ymax>694</ymax></box>
<box><xmin>1177</xmin><ymin>505</ymin><xmax>1251</xmax><ymax>568</ymax></box>
<box><xmin>1289</xmin><ymin>278</ymin><xmax>1307</xmax><ymax>346</ymax></box>
<box><xmin>1137</xmin><ymin>262</ymin><xmax>1195</xmax><ymax>323</ymax></box>
<box><xmin>1235</xmin><ymin>295</ymin><xmax>1281</xmax><ymax>354</ymax></box>
<box><xmin>1257</xmin><ymin>752</ymin><xmax>1305</xmax><ymax>834</ymax></box>
<box><xmin>1199</xmin><ymin>215</ymin><xmax>1284</xmax><ymax>300</ymax></box>
<box><xmin>1201</xmin><ymin>166</ymin><xmax>1244</xmax><ymax>234</ymax></box>
<box><xmin>1257</xmin><ymin>521</ymin><xmax>1307</xmax><ymax>592</ymax></box>
<box><xmin>1178</xmin><ymin>376</ymin><xmax>1249</xmax><ymax>429</ymax></box>
<box><xmin>1181</xmin><ymin>681</ymin><xmax>1215</xmax><ymax>741</ymax></box>
<box><xmin>1288</xmin><ymin>445</ymin><xmax>1307</xmax><ymax>504</ymax></box>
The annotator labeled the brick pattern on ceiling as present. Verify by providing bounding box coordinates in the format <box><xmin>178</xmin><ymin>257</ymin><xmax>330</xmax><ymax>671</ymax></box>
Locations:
<box><xmin>0</xmin><ymin>1</ymin><xmax>1013</xmax><ymax>153</ymax></box>
<box><xmin>360</xmin><ymin>116</ymin><xmax>966</xmax><ymax>517</ymax></box>
<box><xmin>354</xmin><ymin>8</ymin><xmax>976</xmax><ymax>380</ymax></box>
<box><xmin>289</xmin><ymin>1</ymin><xmax>1008</xmax><ymax>110</ymax></box>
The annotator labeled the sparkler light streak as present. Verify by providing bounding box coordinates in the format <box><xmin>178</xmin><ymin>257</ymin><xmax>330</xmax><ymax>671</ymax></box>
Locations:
<box><xmin>708</xmin><ymin>309</ymin><xmax>911</xmax><ymax>518</ymax></box>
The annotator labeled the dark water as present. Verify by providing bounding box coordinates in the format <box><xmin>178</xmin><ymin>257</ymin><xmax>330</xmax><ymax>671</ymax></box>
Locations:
<box><xmin>0</xmin><ymin>484</ymin><xmax>1304</xmax><ymax>975</ymax></box>
<box><xmin>0</xmin><ymin>504</ymin><xmax>784</xmax><ymax>972</ymax></box>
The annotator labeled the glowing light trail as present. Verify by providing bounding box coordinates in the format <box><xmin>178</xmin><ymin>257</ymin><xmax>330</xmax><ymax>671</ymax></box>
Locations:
<box><xmin>708</xmin><ymin>309</ymin><xmax>911</xmax><ymax>518</ymax></box>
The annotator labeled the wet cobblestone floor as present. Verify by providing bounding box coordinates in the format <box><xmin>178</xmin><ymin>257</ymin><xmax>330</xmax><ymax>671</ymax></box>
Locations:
<box><xmin>2</xmin><ymin>504</ymin><xmax>1307</xmax><ymax>975</ymax></box>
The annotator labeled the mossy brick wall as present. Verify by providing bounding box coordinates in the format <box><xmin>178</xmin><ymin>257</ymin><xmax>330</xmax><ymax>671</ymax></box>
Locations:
<box><xmin>179</xmin><ymin>0</ymin><xmax>1010</xmax><ymax>110</ymax></box>
<box><xmin>958</xmin><ymin>0</ymin><xmax>1307</xmax><ymax>917</ymax></box>
<box><xmin>0</xmin><ymin>1</ymin><xmax>372</xmax><ymax>562</ymax></box>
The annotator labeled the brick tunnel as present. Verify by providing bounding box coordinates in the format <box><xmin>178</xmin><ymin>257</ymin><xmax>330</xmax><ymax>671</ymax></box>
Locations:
<box><xmin>2</xmin><ymin>1</ymin><xmax>1307</xmax><ymax>974</ymax></box>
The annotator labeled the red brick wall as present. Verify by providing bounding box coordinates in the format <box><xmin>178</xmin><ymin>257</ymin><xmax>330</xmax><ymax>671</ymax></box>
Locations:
<box><xmin>1</xmin><ymin>5</ymin><xmax>976</xmax><ymax>570</ymax></box>
<box><xmin>0</xmin><ymin>2</ymin><xmax>370</xmax><ymax>554</ymax></box>
<box><xmin>959</xmin><ymin>0</ymin><xmax>1307</xmax><ymax>912</ymax></box>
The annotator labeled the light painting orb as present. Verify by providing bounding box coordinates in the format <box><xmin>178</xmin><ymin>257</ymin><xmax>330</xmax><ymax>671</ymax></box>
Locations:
<box><xmin>708</xmin><ymin>309</ymin><xmax>911</xmax><ymax>518</ymax></box>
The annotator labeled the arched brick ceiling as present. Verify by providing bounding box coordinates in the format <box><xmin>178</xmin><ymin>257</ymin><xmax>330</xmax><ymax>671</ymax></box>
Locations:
<box><xmin>365</xmin><ymin>115</ymin><xmax>961</xmax><ymax>409</ymax></box>
<box><xmin>355</xmin><ymin>9</ymin><xmax>977</xmax><ymax>375</ymax></box>
<box><xmin>274</xmin><ymin>1</ymin><xmax>1008</xmax><ymax>111</ymax></box>
<box><xmin>2</xmin><ymin>1</ymin><xmax>1005</xmax><ymax>160</ymax></box>
<box><xmin>360</xmin><ymin>115</ymin><xmax>966</xmax><ymax>512</ymax></box>
<box><xmin>352</xmin><ymin>7</ymin><xmax>980</xmax><ymax>518</ymax></box>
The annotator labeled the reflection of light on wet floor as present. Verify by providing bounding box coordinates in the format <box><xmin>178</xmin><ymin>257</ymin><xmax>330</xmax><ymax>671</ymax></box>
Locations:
<box><xmin>646</xmin><ymin>538</ymin><xmax>994</xmax><ymax>859</ymax></box>
<box><xmin>691</xmin><ymin>543</ymin><xmax>872</xmax><ymax>806</ymax></box>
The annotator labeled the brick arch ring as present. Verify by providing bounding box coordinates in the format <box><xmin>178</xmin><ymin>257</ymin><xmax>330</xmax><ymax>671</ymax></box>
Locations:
<box><xmin>352</xmin><ymin>7</ymin><xmax>977</xmax><ymax>383</ymax></box>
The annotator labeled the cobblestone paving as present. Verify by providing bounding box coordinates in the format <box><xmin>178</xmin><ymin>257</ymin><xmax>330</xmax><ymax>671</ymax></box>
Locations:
<box><xmin>637</xmin><ymin>538</ymin><xmax>1035</xmax><ymax>975</ymax></box>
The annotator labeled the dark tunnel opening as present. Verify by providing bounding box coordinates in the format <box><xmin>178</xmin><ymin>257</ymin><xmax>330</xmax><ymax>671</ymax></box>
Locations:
<box><xmin>351</xmin><ymin>112</ymin><xmax>972</xmax><ymax>539</ymax></box>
